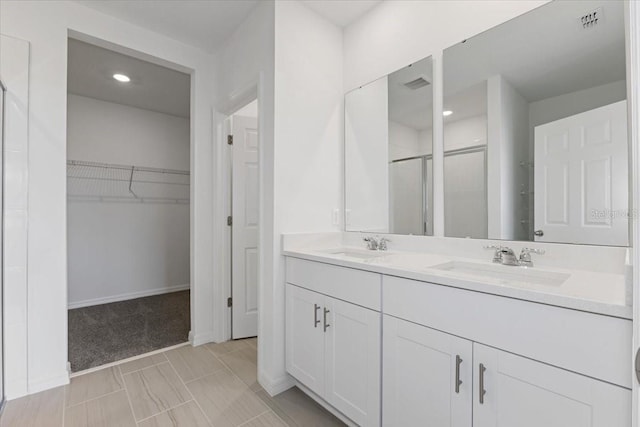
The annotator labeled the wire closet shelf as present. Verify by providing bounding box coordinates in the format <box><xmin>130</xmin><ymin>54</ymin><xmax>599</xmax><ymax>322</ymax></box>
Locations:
<box><xmin>67</xmin><ymin>160</ymin><xmax>190</xmax><ymax>204</ymax></box>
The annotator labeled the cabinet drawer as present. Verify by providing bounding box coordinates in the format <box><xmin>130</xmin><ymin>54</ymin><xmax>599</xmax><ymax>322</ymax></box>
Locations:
<box><xmin>286</xmin><ymin>257</ymin><xmax>381</xmax><ymax>311</ymax></box>
<box><xmin>383</xmin><ymin>275</ymin><xmax>632</xmax><ymax>388</ymax></box>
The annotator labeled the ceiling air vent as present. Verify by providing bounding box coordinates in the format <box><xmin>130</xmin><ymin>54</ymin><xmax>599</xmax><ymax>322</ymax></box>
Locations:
<box><xmin>403</xmin><ymin>77</ymin><xmax>431</xmax><ymax>90</ymax></box>
<box><xmin>579</xmin><ymin>7</ymin><xmax>603</xmax><ymax>29</ymax></box>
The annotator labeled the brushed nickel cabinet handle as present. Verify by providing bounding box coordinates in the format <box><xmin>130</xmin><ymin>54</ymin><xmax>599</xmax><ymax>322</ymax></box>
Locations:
<box><xmin>455</xmin><ymin>355</ymin><xmax>463</xmax><ymax>394</ymax></box>
<box><xmin>479</xmin><ymin>363</ymin><xmax>487</xmax><ymax>404</ymax></box>
<box><xmin>314</xmin><ymin>304</ymin><xmax>320</xmax><ymax>328</ymax></box>
<box><xmin>323</xmin><ymin>308</ymin><xmax>330</xmax><ymax>332</ymax></box>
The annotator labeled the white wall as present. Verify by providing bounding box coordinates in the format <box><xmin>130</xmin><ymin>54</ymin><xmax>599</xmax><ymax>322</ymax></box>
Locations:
<box><xmin>389</xmin><ymin>120</ymin><xmax>419</xmax><ymax>161</ymax></box>
<box><xmin>529</xmin><ymin>80</ymin><xmax>627</xmax><ymax>132</ymax></box>
<box><xmin>1</xmin><ymin>34</ymin><xmax>30</xmax><ymax>399</ymax></box>
<box><xmin>0</xmin><ymin>0</ymin><xmax>214</xmax><ymax>397</ymax></box>
<box><xmin>444</xmin><ymin>115</ymin><xmax>487</xmax><ymax>151</ymax></box>
<box><xmin>67</xmin><ymin>95</ymin><xmax>190</xmax><ymax>308</ymax></box>
<box><xmin>271</xmin><ymin>0</ymin><xmax>344</xmax><ymax>393</ymax></box>
<box><xmin>67</xmin><ymin>95</ymin><xmax>190</xmax><ymax>169</ymax></box>
<box><xmin>487</xmin><ymin>75</ymin><xmax>529</xmax><ymax>241</ymax></box>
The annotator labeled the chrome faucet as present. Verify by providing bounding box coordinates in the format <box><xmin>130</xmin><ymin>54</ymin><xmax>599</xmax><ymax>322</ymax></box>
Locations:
<box><xmin>518</xmin><ymin>247</ymin><xmax>545</xmax><ymax>267</ymax></box>
<box><xmin>363</xmin><ymin>236</ymin><xmax>391</xmax><ymax>251</ymax></box>
<box><xmin>484</xmin><ymin>245</ymin><xmax>545</xmax><ymax>267</ymax></box>
<box><xmin>363</xmin><ymin>236</ymin><xmax>379</xmax><ymax>250</ymax></box>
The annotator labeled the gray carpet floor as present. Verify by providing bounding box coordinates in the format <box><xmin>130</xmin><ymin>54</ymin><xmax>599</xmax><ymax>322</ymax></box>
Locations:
<box><xmin>68</xmin><ymin>290</ymin><xmax>190</xmax><ymax>372</ymax></box>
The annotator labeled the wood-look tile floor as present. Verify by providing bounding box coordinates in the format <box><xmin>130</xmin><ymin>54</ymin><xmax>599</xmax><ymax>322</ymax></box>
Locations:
<box><xmin>0</xmin><ymin>338</ymin><xmax>345</xmax><ymax>427</ymax></box>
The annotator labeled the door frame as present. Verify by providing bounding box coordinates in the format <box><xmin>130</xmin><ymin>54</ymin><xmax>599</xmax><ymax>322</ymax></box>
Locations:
<box><xmin>212</xmin><ymin>82</ymin><xmax>262</xmax><ymax>344</ymax></box>
<box><xmin>65</xmin><ymin>31</ymin><xmax>197</xmax><ymax>345</ymax></box>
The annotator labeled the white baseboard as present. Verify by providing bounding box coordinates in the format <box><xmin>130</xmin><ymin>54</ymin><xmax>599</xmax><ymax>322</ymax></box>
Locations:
<box><xmin>191</xmin><ymin>331</ymin><xmax>217</xmax><ymax>346</ymax></box>
<box><xmin>258</xmin><ymin>371</ymin><xmax>295</xmax><ymax>396</ymax></box>
<box><xmin>27</xmin><ymin>371</ymin><xmax>70</xmax><ymax>396</ymax></box>
<box><xmin>68</xmin><ymin>284</ymin><xmax>190</xmax><ymax>309</ymax></box>
<box><xmin>5</xmin><ymin>379</ymin><xmax>28</xmax><ymax>401</ymax></box>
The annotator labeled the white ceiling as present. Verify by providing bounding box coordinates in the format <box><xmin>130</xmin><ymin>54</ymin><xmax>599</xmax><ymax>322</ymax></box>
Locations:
<box><xmin>302</xmin><ymin>0</ymin><xmax>382</xmax><ymax>27</ymax></box>
<box><xmin>444</xmin><ymin>0</ymin><xmax>625</xmax><ymax>102</ymax></box>
<box><xmin>74</xmin><ymin>0</ymin><xmax>259</xmax><ymax>53</ymax></box>
<box><xmin>68</xmin><ymin>39</ymin><xmax>191</xmax><ymax>118</ymax></box>
<box><xmin>75</xmin><ymin>0</ymin><xmax>381</xmax><ymax>52</ymax></box>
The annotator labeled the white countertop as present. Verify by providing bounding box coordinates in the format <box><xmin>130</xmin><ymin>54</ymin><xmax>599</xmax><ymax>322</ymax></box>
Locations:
<box><xmin>283</xmin><ymin>247</ymin><xmax>631</xmax><ymax>319</ymax></box>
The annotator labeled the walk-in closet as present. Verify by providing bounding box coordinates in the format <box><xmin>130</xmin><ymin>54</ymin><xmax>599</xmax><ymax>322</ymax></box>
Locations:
<box><xmin>66</xmin><ymin>38</ymin><xmax>191</xmax><ymax>372</ymax></box>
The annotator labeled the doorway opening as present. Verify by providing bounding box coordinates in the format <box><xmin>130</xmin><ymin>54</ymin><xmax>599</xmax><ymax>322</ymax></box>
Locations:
<box><xmin>229</xmin><ymin>100</ymin><xmax>259</xmax><ymax>340</ymax></box>
<box><xmin>66</xmin><ymin>38</ymin><xmax>192</xmax><ymax>372</ymax></box>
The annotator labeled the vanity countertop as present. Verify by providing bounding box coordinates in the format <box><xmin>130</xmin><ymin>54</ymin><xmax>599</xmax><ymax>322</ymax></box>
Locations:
<box><xmin>283</xmin><ymin>247</ymin><xmax>631</xmax><ymax>319</ymax></box>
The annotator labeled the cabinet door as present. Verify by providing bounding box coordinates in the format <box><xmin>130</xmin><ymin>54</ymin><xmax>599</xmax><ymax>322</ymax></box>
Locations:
<box><xmin>285</xmin><ymin>284</ymin><xmax>325</xmax><ymax>396</ymax></box>
<box><xmin>382</xmin><ymin>315</ymin><xmax>473</xmax><ymax>427</ymax></box>
<box><xmin>324</xmin><ymin>297</ymin><xmax>381</xmax><ymax>427</ymax></box>
<box><xmin>473</xmin><ymin>344</ymin><xmax>631</xmax><ymax>427</ymax></box>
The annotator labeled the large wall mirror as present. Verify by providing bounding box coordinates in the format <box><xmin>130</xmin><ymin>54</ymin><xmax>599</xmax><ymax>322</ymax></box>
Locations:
<box><xmin>444</xmin><ymin>0</ymin><xmax>629</xmax><ymax>246</ymax></box>
<box><xmin>345</xmin><ymin>56</ymin><xmax>434</xmax><ymax>234</ymax></box>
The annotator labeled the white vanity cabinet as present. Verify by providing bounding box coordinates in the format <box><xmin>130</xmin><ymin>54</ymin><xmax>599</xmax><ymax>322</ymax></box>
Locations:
<box><xmin>383</xmin><ymin>275</ymin><xmax>632</xmax><ymax>427</ymax></box>
<box><xmin>284</xmin><ymin>256</ymin><xmax>632</xmax><ymax>427</ymax></box>
<box><xmin>382</xmin><ymin>315</ymin><xmax>473</xmax><ymax>427</ymax></box>
<box><xmin>285</xmin><ymin>258</ymin><xmax>382</xmax><ymax>427</ymax></box>
<box><xmin>473</xmin><ymin>344</ymin><xmax>630</xmax><ymax>427</ymax></box>
<box><xmin>383</xmin><ymin>316</ymin><xmax>630</xmax><ymax>427</ymax></box>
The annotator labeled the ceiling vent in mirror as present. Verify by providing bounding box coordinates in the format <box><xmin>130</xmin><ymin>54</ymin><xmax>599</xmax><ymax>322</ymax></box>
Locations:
<box><xmin>579</xmin><ymin>7</ymin><xmax>603</xmax><ymax>29</ymax></box>
<box><xmin>403</xmin><ymin>77</ymin><xmax>431</xmax><ymax>90</ymax></box>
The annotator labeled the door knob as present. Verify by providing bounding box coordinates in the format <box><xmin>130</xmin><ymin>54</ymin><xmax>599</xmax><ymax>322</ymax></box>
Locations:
<box><xmin>534</xmin><ymin>230</ymin><xmax>544</xmax><ymax>237</ymax></box>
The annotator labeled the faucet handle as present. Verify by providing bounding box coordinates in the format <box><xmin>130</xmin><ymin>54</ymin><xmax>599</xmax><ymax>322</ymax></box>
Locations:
<box><xmin>379</xmin><ymin>237</ymin><xmax>391</xmax><ymax>251</ymax></box>
<box><xmin>483</xmin><ymin>245</ymin><xmax>504</xmax><ymax>263</ymax></box>
<box><xmin>519</xmin><ymin>247</ymin><xmax>545</xmax><ymax>266</ymax></box>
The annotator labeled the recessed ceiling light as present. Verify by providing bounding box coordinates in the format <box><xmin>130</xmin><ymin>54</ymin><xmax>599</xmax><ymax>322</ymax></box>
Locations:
<box><xmin>443</xmin><ymin>110</ymin><xmax>453</xmax><ymax>117</ymax></box>
<box><xmin>113</xmin><ymin>73</ymin><xmax>130</xmax><ymax>83</ymax></box>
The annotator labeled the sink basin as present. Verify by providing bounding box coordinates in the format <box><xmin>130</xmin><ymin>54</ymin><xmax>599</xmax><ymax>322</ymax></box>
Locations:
<box><xmin>324</xmin><ymin>249</ymin><xmax>387</xmax><ymax>260</ymax></box>
<box><xmin>431</xmin><ymin>261</ymin><xmax>570</xmax><ymax>287</ymax></box>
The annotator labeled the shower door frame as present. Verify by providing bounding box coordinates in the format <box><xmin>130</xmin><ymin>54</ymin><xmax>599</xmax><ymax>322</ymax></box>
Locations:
<box><xmin>0</xmin><ymin>77</ymin><xmax>7</xmax><ymax>412</ymax></box>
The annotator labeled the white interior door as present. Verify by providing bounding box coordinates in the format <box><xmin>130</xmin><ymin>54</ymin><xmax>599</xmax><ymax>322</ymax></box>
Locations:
<box><xmin>231</xmin><ymin>115</ymin><xmax>259</xmax><ymax>339</ymax></box>
<box><xmin>534</xmin><ymin>100</ymin><xmax>628</xmax><ymax>245</ymax></box>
